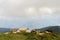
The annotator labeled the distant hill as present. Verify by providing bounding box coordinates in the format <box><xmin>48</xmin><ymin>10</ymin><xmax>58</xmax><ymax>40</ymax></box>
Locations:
<box><xmin>0</xmin><ymin>28</ymin><xmax>11</xmax><ymax>33</ymax></box>
<box><xmin>0</xmin><ymin>26</ymin><xmax>60</xmax><ymax>33</ymax></box>
<box><xmin>33</xmin><ymin>26</ymin><xmax>60</xmax><ymax>33</ymax></box>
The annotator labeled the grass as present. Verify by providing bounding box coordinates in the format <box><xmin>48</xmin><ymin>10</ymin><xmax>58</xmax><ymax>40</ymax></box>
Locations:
<box><xmin>0</xmin><ymin>33</ymin><xmax>60</xmax><ymax>40</ymax></box>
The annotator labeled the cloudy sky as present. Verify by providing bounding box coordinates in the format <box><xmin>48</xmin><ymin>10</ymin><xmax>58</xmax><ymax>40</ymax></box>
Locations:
<box><xmin>0</xmin><ymin>0</ymin><xmax>60</xmax><ymax>29</ymax></box>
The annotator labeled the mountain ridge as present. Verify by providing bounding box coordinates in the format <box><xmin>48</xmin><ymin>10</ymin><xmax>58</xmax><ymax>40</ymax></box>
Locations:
<box><xmin>33</xmin><ymin>26</ymin><xmax>60</xmax><ymax>33</ymax></box>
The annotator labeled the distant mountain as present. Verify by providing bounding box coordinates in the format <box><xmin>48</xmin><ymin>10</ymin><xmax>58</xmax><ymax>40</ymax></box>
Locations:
<box><xmin>0</xmin><ymin>26</ymin><xmax>60</xmax><ymax>33</ymax></box>
<box><xmin>0</xmin><ymin>28</ymin><xmax>11</xmax><ymax>33</ymax></box>
<box><xmin>33</xmin><ymin>26</ymin><xmax>60</xmax><ymax>33</ymax></box>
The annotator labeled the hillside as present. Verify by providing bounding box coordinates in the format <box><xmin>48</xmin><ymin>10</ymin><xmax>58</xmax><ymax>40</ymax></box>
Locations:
<box><xmin>0</xmin><ymin>26</ymin><xmax>60</xmax><ymax>40</ymax></box>
<box><xmin>0</xmin><ymin>33</ymin><xmax>60</xmax><ymax>40</ymax></box>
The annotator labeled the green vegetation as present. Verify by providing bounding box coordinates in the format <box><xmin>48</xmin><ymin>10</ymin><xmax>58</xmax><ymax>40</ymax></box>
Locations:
<box><xmin>0</xmin><ymin>33</ymin><xmax>60</xmax><ymax>40</ymax></box>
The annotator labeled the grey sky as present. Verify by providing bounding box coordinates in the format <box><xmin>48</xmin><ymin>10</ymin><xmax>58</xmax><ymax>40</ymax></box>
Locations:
<box><xmin>0</xmin><ymin>0</ymin><xmax>59</xmax><ymax>19</ymax></box>
<box><xmin>0</xmin><ymin>0</ymin><xmax>60</xmax><ymax>29</ymax></box>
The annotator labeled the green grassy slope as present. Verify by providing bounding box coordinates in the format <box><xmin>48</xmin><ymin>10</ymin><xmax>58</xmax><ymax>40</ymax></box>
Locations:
<box><xmin>0</xmin><ymin>33</ymin><xmax>60</xmax><ymax>40</ymax></box>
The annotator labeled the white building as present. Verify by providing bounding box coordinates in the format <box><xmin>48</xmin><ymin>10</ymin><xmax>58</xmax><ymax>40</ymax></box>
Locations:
<box><xmin>17</xmin><ymin>27</ymin><xmax>31</xmax><ymax>33</ymax></box>
<box><xmin>16</xmin><ymin>30</ymin><xmax>21</xmax><ymax>33</ymax></box>
<box><xmin>4</xmin><ymin>32</ymin><xmax>9</xmax><ymax>34</ymax></box>
<box><xmin>19</xmin><ymin>27</ymin><xmax>29</xmax><ymax>31</ymax></box>
<box><xmin>26</xmin><ymin>30</ymin><xmax>31</xmax><ymax>33</ymax></box>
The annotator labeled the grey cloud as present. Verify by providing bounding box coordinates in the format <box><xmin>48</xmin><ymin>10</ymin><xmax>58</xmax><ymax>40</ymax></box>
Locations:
<box><xmin>0</xmin><ymin>0</ymin><xmax>60</xmax><ymax>19</ymax></box>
